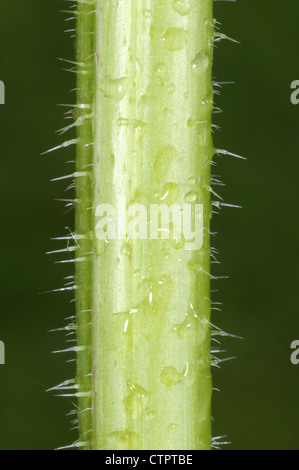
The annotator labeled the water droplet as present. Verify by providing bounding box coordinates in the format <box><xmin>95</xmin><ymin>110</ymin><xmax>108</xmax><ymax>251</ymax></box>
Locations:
<box><xmin>169</xmin><ymin>235</ymin><xmax>185</xmax><ymax>250</ymax></box>
<box><xmin>144</xmin><ymin>409</ymin><xmax>157</xmax><ymax>421</ymax></box>
<box><xmin>169</xmin><ymin>223</ymin><xmax>185</xmax><ymax>250</ymax></box>
<box><xmin>153</xmin><ymin>145</ymin><xmax>177</xmax><ymax>176</ymax></box>
<box><xmin>188</xmin><ymin>177</ymin><xmax>196</xmax><ymax>185</ymax></box>
<box><xmin>191</xmin><ymin>52</ymin><xmax>209</xmax><ymax>77</ymax></box>
<box><xmin>151</xmin><ymin>275</ymin><xmax>174</xmax><ymax>312</ymax></box>
<box><xmin>143</xmin><ymin>9</ymin><xmax>152</xmax><ymax>18</ymax></box>
<box><xmin>159</xmin><ymin>182</ymin><xmax>179</xmax><ymax>205</ymax></box>
<box><xmin>140</xmin><ymin>94</ymin><xmax>148</xmax><ymax>104</ymax></box>
<box><xmin>187</xmin><ymin>117</ymin><xmax>207</xmax><ymax>135</ymax></box>
<box><xmin>163</xmin><ymin>28</ymin><xmax>187</xmax><ymax>52</ymax></box>
<box><xmin>123</xmin><ymin>382</ymin><xmax>150</xmax><ymax>420</ymax></box>
<box><xmin>121</xmin><ymin>241</ymin><xmax>132</xmax><ymax>257</ymax></box>
<box><xmin>154</xmin><ymin>62</ymin><xmax>168</xmax><ymax>85</ymax></box>
<box><xmin>117</xmin><ymin>117</ymin><xmax>129</xmax><ymax>127</ymax></box>
<box><xmin>134</xmin><ymin>120</ymin><xmax>147</xmax><ymax>141</ymax></box>
<box><xmin>112</xmin><ymin>0</ymin><xmax>120</xmax><ymax>9</ymax></box>
<box><xmin>160</xmin><ymin>366</ymin><xmax>184</xmax><ymax>387</ymax></box>
<box><xmin>167</xmin><ymin>83</ymin><xmax>175</xmax><ymax>94</ymax></box>
<box><xmin>101</xmin><ymin>76</ymin><xmax>128</xmax><ymax>101</ymax></box>
<box><xmin>172</xmin><ymin>0</ymin><xmax>192</xmax><ymax>16</ymax></box>
<box><xmin>184</xmin><ymin>191</ymin><xmax>198</xmax><ymax>203</ymax></box>
<box><xmin>168</xmin><ymin>423</ymin><xmax>179</xmax><ymax>433</ymax></box>
<box><xmin>117</xmin><ymin>119</ymin><xmax>147</xmax><ymax>141</ymax></box>
<box><xmin>173</xmin><ymin>304</ymin><xmax>208</xmax><ymax>343</ymax></box>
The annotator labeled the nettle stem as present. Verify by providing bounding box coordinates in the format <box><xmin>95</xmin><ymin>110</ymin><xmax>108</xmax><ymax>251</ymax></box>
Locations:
<box><xmin>75</xmin><ymin>0</ymin><xmax>214</xmax><ymax>450</ymax></box>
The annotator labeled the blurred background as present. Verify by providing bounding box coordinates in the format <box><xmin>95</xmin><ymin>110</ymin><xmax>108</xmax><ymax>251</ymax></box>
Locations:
<box><xmin>0</xmin><ymin>0</ymin><xmax>298</xmax><ymax>450</ymax></box>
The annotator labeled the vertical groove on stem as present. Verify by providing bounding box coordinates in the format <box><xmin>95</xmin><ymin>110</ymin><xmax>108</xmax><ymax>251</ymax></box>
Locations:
<box><xmin>76</xmin><ymin>0</ymin><xmax>214</xmax><ymax>450</ymax></box>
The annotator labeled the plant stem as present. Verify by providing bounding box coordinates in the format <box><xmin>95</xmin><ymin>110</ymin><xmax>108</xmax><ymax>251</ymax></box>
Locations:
<box><xmin>76</xmin><ymin>0</ymin><xmax>214</xmax><ymax>450</ymax></box>
<box><xmin>75</xmin><ymin>0</ymin><xmax>96</xmax><ymax>450</ymax></box>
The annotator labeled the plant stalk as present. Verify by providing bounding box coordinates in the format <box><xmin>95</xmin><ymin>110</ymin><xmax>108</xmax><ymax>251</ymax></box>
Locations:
<box><xmin>75</xmin><ymin>0</ymin><xmax>214</xmax><ymax>450</ymax></box>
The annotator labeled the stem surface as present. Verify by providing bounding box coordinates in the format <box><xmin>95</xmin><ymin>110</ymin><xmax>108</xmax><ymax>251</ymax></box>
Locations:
<box><xmin>75</xmin><ymin>0</ymin><xmax>214</xmax><ymax>450</ymax></box>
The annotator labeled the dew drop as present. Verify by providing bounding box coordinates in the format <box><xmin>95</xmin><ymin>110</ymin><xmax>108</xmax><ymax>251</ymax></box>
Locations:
<box><xmin>144</xmin><ymin>409</ymin><xmax>157</xmax><ymax>421</ymax></box>
<box><xmin>191</xmin><ymin>52</ymin><xmax>209</xmax><ymax>77</ymax></box>
<box><xmin>121</xmin><ymin>242</ymin><xmax>132</xmax><ymax>257</ymax></box>
<box><xmin>123</xmin><ymin>382</ymin><xmax>150</xmax><ymax>420</ymax></box>
<box><xmin>160</xmin><ymin>366</ymin><xmax>184</xmax><ymax>387</ymax></box>
<box><xmin>163</xmin><ymin>28</ymin><xmax>187</xmax><ymax>52</ymax></box>
<box><xmin>143</xmin><ymin>9</ymin><xmax>152</xmax><ymax>18</ymax></box>
<box><xmin>112</xmin><ymin>0</ymin><xmax>120</xmax><ymax>9</ymax></box>
<box><xmin>167</xmin><ymin>83</ymin><xmax>175</xmax><ymax>94</ymax></box>
<box><xmin>151</xmin><ymin>275</ymin><xmax>174</xmax><ymax>312</ymax></box>
<box><xmin>140</xmin><ymin>94</ymin><xmax>148</xmax><ymax>104</ymax></box>
<box><xmin>168</xmin><ymin>423</ymin><xmax>179</xmax><ymax>433</ymax></box>
<box><xmin>153</xmin><ymin>145</ymin><xmax>177</xmax><ymax>176</ymax></box>
<box><xmin>134</xmin><ymin>120</ymin><xmax>147</xmax><ymax>142</ymax></box>
<box><xmin>184</xmin><ymin>191</ymin><xmax>198</xmax><ymax>203</ymax></box>
<box><xmin>101</xmin><ymin>76</ymin><xmax>128</xmax><ymax>101</ymax></box>
<box><xmin>169</xmin><ymin>236</ymin><xmax>185</xmax><ymax>250</ymax></box>
<box><xmin>160</xmin><ymin>182</ymin><xmax>179</xmax><ymax>205</ymax></box>
<box><xmin>169</xmin><ymin>224</ymin><xmax>185</xmax><ymax>250</ymax></box>
<box><xmin>117</xmin><ymin>117</ymin><xmax>129</xmax><ymax>127</ymax></box>
<box><xmin>172</xmin><ymin>0</ymin><xmax>192</xmax><ymax>16</ymax></box>
<box><xmin>173</xmin><ymin>304</ymin><xmax>209</xmax><ymax>343</ymax></box>
<box><xmin>154</xmin><ymin>62</ymin><xmax>168</xmax><ymax>85</ymax></box>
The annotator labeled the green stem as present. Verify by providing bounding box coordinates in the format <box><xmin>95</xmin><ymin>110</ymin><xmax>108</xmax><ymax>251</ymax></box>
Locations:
<box><xmin>75</xmin><ymin>0</ymin><xmax>214</xmax><ymax>450</ymax></box>
<box><xmin>75</xmin><ymin>0</ymin><xmax>96</xmax><ymax>450</ymax></box>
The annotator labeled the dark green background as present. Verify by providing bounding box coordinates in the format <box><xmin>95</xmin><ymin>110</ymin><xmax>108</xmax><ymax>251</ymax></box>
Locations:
<box><xmin>0</xmin><ymin>0</ymin><xmax>298</xmax><ymax>450</ymax></box>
